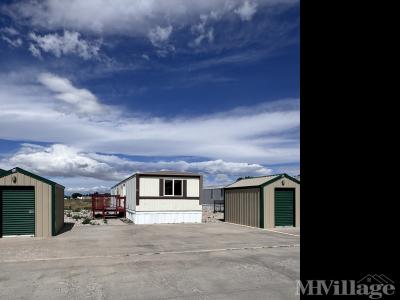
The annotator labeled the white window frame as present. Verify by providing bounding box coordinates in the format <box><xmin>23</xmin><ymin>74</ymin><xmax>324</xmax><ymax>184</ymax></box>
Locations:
<box><xmin>164</xmin><ymin>179</ymin><xmax>183</xmax><ymax>196</ymax></box>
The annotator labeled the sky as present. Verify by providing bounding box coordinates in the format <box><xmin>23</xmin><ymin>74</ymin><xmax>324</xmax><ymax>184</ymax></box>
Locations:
<box><xmin>0</xmin><ymin>0</ymin><xmax>299</xmax><ymax>194</ymax></box>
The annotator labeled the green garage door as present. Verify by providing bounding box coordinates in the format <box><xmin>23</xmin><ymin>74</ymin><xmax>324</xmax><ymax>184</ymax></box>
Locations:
<box><xmin>275</xmin><ymin>189</ymin><xmax>295</xmax><ymax>226</ymax></box>
<box><xmin>2</xmin><ymin>188</ymin><xmax>35</xmax><ymax>235</ymax></box>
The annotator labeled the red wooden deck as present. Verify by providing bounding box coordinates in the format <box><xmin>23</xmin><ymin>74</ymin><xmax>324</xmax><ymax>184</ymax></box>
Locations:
<box><xmin>92</xmin><ymin>194</ymin><xmax>126</xmax><ymax>218</ymax></box>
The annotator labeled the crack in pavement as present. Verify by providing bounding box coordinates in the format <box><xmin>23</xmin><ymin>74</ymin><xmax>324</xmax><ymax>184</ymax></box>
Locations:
<box><xmin>0</xmin><ymin>243</ymin><xmax>300</xmax><ymax>264</ymax></box>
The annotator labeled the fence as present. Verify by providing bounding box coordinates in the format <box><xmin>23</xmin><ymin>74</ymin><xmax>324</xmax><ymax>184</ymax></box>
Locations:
<box><xmin>213</xmin><ymin>200</ymin><xmax>224</xmax><ymax>213</ymax></box>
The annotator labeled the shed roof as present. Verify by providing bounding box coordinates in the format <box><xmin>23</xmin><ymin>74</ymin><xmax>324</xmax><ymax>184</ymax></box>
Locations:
<box><xmin>138</xmin><ymin>171</ymin><xmax>200</xmax><ymax>176</ymax></box>
<box><xmin>0</xmin><ymin>167</ymin><xmax>65</xmax><ymax>188</ymax></box>
<box><xmin>225</xmin><ymin>173</ymin><xmax>300</xmax><ymax>189</ymax></box>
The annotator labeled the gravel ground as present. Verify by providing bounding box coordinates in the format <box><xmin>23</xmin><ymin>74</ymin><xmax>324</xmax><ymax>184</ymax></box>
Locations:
<box><xmin>64</xmin><ymin>209</ymin><xmax>109</xmax><ymax>226</ymax></box>
<box><xmin>202</xmin><ymin>205</ymin><xmax>224</xmax><ymax>223</ymax></box>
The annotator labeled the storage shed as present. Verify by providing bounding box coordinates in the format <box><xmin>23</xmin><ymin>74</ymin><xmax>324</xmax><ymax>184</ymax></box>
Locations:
<box><xmin>0</xmin><ymin>167</ymin><xmax>65</xmax><ymax>238</ymax></box>
<box><xmin>224</xmin><ymin>174</ymin><xmax>300</xmax><ymax>228</ymax></box>
<box><xmin>111</xmin><ymin>171</ymin><xmax>202</xmax><ymax>224</ymax></box>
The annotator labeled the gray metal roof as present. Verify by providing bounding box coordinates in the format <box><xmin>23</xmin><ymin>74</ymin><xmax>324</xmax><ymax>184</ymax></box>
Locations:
<box><xmin>225</xmin><ymin>175</ymin><xmax>280</xmax><ymax>188</ymax></box>
<box><xmin>138</xmin><ymin>171</ymin><xmax>200</xmax><ymax>176</ymax></box>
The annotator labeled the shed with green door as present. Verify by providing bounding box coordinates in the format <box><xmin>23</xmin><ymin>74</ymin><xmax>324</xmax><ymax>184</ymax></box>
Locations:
<box><xmin>0</xmin><ymin>167</ymin><xmax>64</xmax><ymax>238</ymax></box>
<box><xmin>224</xmin><ymin>174</ymin><xmax>300</xmax><ymax>228</ymax></box>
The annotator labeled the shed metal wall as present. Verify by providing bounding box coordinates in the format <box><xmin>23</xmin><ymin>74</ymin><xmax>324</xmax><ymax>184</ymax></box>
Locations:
<box><xmin>263</xmin><ymin>178</ymin><xmax>300</xmax><ymax>228</ymax></box>
<box><xmin>225</xmin><ymin>188</ymin><xmax>260</xmax><ymax>227</ymax></box>
<box><xmin>54</xmin><ymin>185</ymin><xmax>64</xmax><ymax>234</ymax></box>
<box><xmin>0</xmin><ymin>171</ymin><xmax>52</xmax><ymax>237</ymax></box>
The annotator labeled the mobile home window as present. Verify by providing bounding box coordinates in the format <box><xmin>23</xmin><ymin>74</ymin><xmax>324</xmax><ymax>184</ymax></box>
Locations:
<box><xmin>164</xmin><ymin>179</ymin><xmax>182</xmax><ymax>196</ymax></box>
<box><xmin>174</xmin><ymin>180</ymin><xmax>182</xmax><ymax>196</ymax></box>
<box><xmin>165</xmin><ymin>180</ymin><xmax>173</xmax><ymax>195</ymax></box>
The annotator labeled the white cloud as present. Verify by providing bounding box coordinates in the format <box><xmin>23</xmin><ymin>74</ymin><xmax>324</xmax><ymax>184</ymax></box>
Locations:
<box><xmin>1</xmin><ymin>143</ymin><xmax>271</xmax><ymax>184</ymax></box>
<box><xmin>148</xmin><ymin>25</ymin><xmax>175</xmax><ymax>56</ymax></box>
<box><xmin>29</xmin><ymin>30</ymin><xmax>101</xmax><ymax>59</ymax></box>
<box><xmin>190</xmin><ymin>14</ymin><xmax>214</xmax><ymax>47</ymax></box>
<box><xmin>0</xmin><ymin>27</ymin><xmax>19</xmax><ymax>35</ymax></box>
<box><xmin>148</xmin><ymin>25</ymin><xmax>173</xmax><ymax>46</ymax></box>
<box><xmin>0</xmin><ymin>71</ymin><xmax>299</xmax><ymax>165</ymax></box>
<box><xmin>3</xmin><ymin>0</ymin><xmax>297</xmax><ymax>36</ymax></box>
<box><xmin>37</xmin><ymin>72</ymin><xmax>106</xmax><ymax>114</ymax></box>
<box><xmin>28</xmin><ymin>43</ymin><xmax>41</xmax><ymax>58</ymax></box>
<box><xmin>235</xmin><ymin>1</ymin><xmax>258</xmax><ymax>21</ymax></box>
<box><xmin>1</xmin><ymin>26</ymin><xmax>23</xmax><ymax>47</ymax></box>
<box><xmin>0</xmin><ymin>70</ymin><xmax>299</xmax><ymax>192</ymax></box>
<box><xmin>1</xmin><ymin>35</ymin><xmax>23</xmax><ymax>47</ymax></box>
<box><xmin>2</xmin><ymin>144</ymin><xmax>122</xmax><ymax>181</ymax></box>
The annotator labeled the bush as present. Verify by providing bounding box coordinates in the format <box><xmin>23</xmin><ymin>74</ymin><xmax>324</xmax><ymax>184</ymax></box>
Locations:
<box><xmin>72</xmin><ymin>215</ymin><xmax>81</xmax><ymax>220</ymax></box>
<box><xmin>73</xmin><ymin>208</ymin><xmax>81</xmax><ymax>212</ymax></box>
<box><xmin>82</xmin><ymin>217</ymin><xmax>92</xmax><ymax>224</ymax></box>
<box><xmin>103</xmin><ymin>219</ymin><xmax>108</xmax><ymax>224</ymax></box>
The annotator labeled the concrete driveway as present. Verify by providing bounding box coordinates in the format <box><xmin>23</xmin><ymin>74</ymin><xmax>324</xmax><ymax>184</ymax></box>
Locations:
<box><xmin>0</xmin><ymin>222</ymin><xmax>300</xmax><ymax>300</ymax></box>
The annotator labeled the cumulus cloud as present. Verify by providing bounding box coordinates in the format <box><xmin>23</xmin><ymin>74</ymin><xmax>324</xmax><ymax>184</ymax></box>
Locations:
<box><xmin>0</xmin><ymin>71</ymin><xmax>299</xmax><ymax>164</ymax></box>
<box><xmin>29</xmin><ymin>30</ymin><xmax>101</xmax><ymax>59</ymax></box>
<box><xmin>1</xmin><ymin>143</ymin><xmax>271</xmax><ymax>183</ymax></box>
<box><xmin>0</xmin><ymin>71</ymin><xmax>299</xmax><ymax>192</ymax></box>
<box><xmin>37</xmin><ymin>72</ymin><xmax>106</xmax><ymax>114</ymax></box>
<box><xmin>235</xmin><ymin>1</ymin><xmax>258</xmax><ymax>21</ymax></box>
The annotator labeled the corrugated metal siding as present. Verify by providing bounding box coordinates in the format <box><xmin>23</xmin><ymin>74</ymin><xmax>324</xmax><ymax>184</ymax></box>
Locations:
<box><xmin>225</xmin><ymin>188</ymin><xmax>260</xmax><ymax>227</ymax></box>
<box><xmin>0</xmin><ymin>172</ymin><xmax>52</xmax><ymax>237</ymax></box>
<box><xmin>263</xmin><ymin>178</ymin><xmax>300</xmax><ymax>228</ymax></box>
<box><xmin>55</xmin><ymin>185</ymin><xmax>64</xmax><ymax>234</ymax></box>
<box><xmin>2</xmin><ymin>188</ymin><xmax>35</xmax><ymax>235</ymax></box>
<box><xmin>274</xmin><ymin>189</ymin><xmax>294</xmax><ymax>226</ymax></box>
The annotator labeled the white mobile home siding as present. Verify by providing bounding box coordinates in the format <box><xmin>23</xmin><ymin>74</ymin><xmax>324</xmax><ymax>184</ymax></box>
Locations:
<box><xmin>111</xmin><ymin>173</ymin><xmax>202</xmax><ymax>224</ymax></box>
<box><xmin>139</xmin><ymin>178</ymin><xmax>159</xmax><ymax>197</ymax></box>
<box><xmin>186</xmin><ymin>179</ymin><xmax>200</xmax><ymax>197</ymax></box>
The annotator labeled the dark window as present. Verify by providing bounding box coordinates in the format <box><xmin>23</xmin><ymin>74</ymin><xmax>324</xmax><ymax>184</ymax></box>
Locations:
<box><xmin>174</xmin><ymin>180</ymin><xmax>182</xmax><ymax>196</ymax></box>
<box><xmin>165</xmin><ymin>180</ymin><xmax>173</xmax><ymax>195</ymax></box>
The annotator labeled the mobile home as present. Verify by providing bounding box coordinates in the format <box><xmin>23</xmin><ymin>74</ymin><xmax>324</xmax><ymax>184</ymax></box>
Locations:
<box><xmin>111</xmin><ymin>171</ymin><xmax>202</xmax><ymax>224</ymax></box>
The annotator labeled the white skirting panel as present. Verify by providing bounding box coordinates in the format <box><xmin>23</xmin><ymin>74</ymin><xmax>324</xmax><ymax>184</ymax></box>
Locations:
<box><xmin>126</xmin><ymin>209</ymin><xmax>202</xmax><ymax>224</ymax></box>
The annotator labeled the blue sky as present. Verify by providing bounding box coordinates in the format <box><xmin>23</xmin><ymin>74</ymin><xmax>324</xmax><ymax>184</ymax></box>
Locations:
<box><xmin>0</xmin><ymin>0</ymin><xmax>299</xmax><ymax>194</ymax></box>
